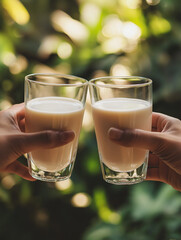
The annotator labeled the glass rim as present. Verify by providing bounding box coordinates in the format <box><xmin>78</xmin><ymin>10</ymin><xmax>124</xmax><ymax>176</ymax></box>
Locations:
<box><xmin>25</xmin><ymin>73</ymin><xmax>88</xmax><ymax>87</ymax></box>
<box><xmin>89</xmin><ymin>76</ymin><xmax>152</xmax><ymax>88</ymax></box>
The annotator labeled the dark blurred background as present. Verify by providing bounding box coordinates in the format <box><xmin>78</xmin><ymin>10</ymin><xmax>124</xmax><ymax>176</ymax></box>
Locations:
<box><xmin>0</xmin><ymin>0</ymin><xmax>181</xmax><ymax>239</ymax></box>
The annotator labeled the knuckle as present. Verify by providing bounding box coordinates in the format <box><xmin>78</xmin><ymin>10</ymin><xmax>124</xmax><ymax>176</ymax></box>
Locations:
<box><xmin>8</xmin><ymin>134</ymin><xmax>24</xmax><ymax>156</ymax></box>
<box><xmin>170</xmin><ymin>117</ymin><xmax>180</xmax><ymax>125</ymax></box>
<box><xmin>164</xmin><ymin>117</ymin><xmax>181</xmax><ymax>131</ymax></box>
<box><xmin>122</xmin><ymin>129</ymin><xmax>137</xmax><ymax>147</ymax></box>
<box><xmin>44</xmin><ymin>130</ymin><xmax>54</xmax><ymax>144</ymax></box>
<box><xmin>44</xmin><ymin>130</ymin><xmax>52</xmax><ymax>140</ymax></box>
<box><xmin>151</xmin><ymin>134</ymin><xmax>169</xmax><ymax>156</ymax></box>
<box><xmin>44</xmin><ymin>130</ymin><xmax>60</xmax><ymax>148</ymax></box>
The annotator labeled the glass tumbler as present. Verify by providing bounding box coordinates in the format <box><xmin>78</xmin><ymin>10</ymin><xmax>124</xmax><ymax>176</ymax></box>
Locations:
<box><xmin>89</xmin><ymin>76</ymin><xmax>152</xmax><ymax>185</ymax></box>
<box><xmin>25</xmin><ymin>73</ymin><xmax>88</xmax><ymax>182</ymax></box>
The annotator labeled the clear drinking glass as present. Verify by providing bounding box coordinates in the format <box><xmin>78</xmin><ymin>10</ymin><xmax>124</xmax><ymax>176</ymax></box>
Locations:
<box><xmin>89</xmin><ymin>76</ymin><xmax>152</xmax><ymax>185</ymax></box>
<box><xmin>25</xmin><ymin>73</ymin><xmax>88</xmax><ymax>182</ymax></box>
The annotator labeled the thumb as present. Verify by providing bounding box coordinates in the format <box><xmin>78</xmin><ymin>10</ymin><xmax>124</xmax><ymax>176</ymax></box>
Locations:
<box><xmin>108</xmin><ymin>127</ymin><xmax>163</xmax><ymax>153</ymax></box>
<box><xmin>11</xmin><ymin>130</ymin><xmax>75</xmax><ymax>156</ymax></box>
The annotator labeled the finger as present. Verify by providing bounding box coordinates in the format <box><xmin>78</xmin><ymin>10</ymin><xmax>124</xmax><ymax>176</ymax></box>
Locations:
<box><xmin>148</xmin><ymin>153</ymin><xmax>159</xmax><ymax>168</ymax></box>
<box><xmin>12</xmin><ymin>103</ymin><xmax>26</xmax><ymax>132</ymax></box>
<box><xmin>146</xmin><ymin>157</ymin><xmax>166</xmax><ymax>182</ymax></box>
<box><xmin>152</xmin><ymin>112</ymin><xmax>165</xmax><ymax>129</ymax></box>
<box><xmin>19</xmin><ymin>118</ymin><xmax>25</xmax><ymax>132</ymax></box>
<box><xmin>4</xmin><ymin>161</ymin><xmax>35</xmax><ymax>181</ymax></box>
<box><xmin>146</xmin><ymin>167</ymin><xmax>161</xmax><ymax>182</ymax></box>
<box><xmin>108</xmin><ymin>127</ymin><xmax>164</xmax><ymax>153</ymax></box>
<box><xmin>146</xmin><ymin>167</ymin><xmax>181</xmax><ymax>192</ymax></box>
<box><xmin>10</xmin><ymin>130</ymin><xmax>75</xmax><ymax>156</ymax></box>
<box><xmin>152</xmin><ymin>112</ymin><xmax>180</xmax><ymax>131</ymax></box>
<box><xmin>11</xmin><ymin>103</ymin><xmax>25</xmax><ymax>123</ymax></box>
<box><xmin>10</xmin><ymin>103</ymin><xmax>25</xmax><ymax>117</ymax></box>
<box><xmin>7</xmin><ymin>103</ymin><xmax>25</xmax><ymax>130</ymax></box>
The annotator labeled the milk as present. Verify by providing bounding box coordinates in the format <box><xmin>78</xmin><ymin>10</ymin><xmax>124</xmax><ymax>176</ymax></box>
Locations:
<box><xmin>92</xmin><ymin>98</ymin><xmax>152</xmax><ymax>172</ymax></box>
<box><xmin>25</xmin><ymin>97</ymin><xmax>84</xmax><ymax>172</ymax></box>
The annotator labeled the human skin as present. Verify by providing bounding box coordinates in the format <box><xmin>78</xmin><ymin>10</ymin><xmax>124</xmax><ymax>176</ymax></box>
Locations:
<box><xmin>108</xmin><ymin>112</ymin><xmax>181</xmax><ymax>191</ymax></box>
<box><xmin>0</xmin><ymin>103</ymin><xmax>75</xmax><ymax>181</ymax></box>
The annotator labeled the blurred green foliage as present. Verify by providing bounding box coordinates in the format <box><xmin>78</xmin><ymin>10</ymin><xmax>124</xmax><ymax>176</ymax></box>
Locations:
<box><xmin>0</xmin><ymin>0</ymin><xmax>181</xmax><ymax>239</ymax></box>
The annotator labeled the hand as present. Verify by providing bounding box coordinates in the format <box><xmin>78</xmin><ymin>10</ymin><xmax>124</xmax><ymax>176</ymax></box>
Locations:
<box><xmin>108</xmin><ymin>112</ymin><xmax>181</xmax><ymax>191</ymax></box>
<box><xmin>0</xmin><ymin>103</ymin><xmax>75</xmax><ymax>181</ymax></box>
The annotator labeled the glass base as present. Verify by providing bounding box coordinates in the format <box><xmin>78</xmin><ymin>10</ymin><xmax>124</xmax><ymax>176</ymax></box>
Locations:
<box><xmin>100</xmin><ymin>159</ymin><xmax>148</xmax><ymax>185</ymax></box>
<box><xmin>28</xmin><ymin>159</ymin><xmax>75</xmax><ymax>182</ymax></box>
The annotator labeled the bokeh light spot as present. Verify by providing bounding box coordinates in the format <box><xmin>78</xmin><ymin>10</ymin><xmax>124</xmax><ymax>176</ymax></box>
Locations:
<box><xmin>55</xmin><ymin>179</ymin><xmax>73</xmax><ymax>191</ymax></box>
<box><xmin>71</xmin><ymin>193</ymin><xmax>91</xmax><ymax>208</ymax></box>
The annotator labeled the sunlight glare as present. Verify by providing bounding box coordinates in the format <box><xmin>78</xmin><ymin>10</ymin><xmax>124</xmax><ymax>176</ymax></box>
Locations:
<box><xmin>38</xmin><ymin>35</ymin><xmax>59</xmax><ymax>58</ymax></box>
<box><xmin>102</xmin><ymin>15</ymin><xmax>123</xmax><ymax>38</ymax></box>
<box><xmin>57</xmin><ymin>42</ymin><xmax>72</xmax><ymax>59</ymax></box>
<box><xmin>51</xmin><ymin>10</ymin><xmax>89</xmax><ymax>44</ymax></box>
<box><xmin>2</xmin><ymin>0</ymin><xmax>30</xmax><ymax>25</ymax></box>
<box><xmin>122</xmin><ymin>0</ymin><xmax>142</xmax><ymax>9</ymax></box>
<box><xmin>0</xmin><ymin>100</ymin><xmax>12</xmax><ymax>110</ymax></box>
<box><xmin>1</xmin><ymin>175</ymin><xmax>16</xmax><ymax>189</ymax></box>
<box><xmin>71</xmin><ymin>193</ymin><xmax>91</xmax><ymax>208</ymax></box>
<box><xmin>122</xmin><ymin>22</ymin><xmax>141</xmax><ymax>40</ymax></box>
<box><xmin>2</xmin><ymin>52</ymin><xmax>16</xmax><ymax>67</ymax></box>
<box><xmin>146</xmin><ymin>0</ymin><xmax>160</xmax><ymax>6</ymax></box>
<box><xmin>111</xmin><ymin>64</ymin><xmax>131</xmax><ymax>76</ymax></box>
<box><xmin>9</xmin><ymin>55</ymin><xmax>28</xmax><ymax>74</ymax></box>
<box><xmin>81</xmin><ymin>3</ymin><xmax>101</xmax><ymax>26</ymax></box>
<box><xmin>102</xmin><ymin>37</ymin><xmax>126</xmax><ymax>54</ymax></box>
<box><xmin>55</xmin><ymin>179</ymin><xmax>73</xmax><ymax>191</ymax></box>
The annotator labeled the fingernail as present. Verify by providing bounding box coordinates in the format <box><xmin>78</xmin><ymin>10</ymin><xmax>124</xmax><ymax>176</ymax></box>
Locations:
<box><xmin>108</xmin><ymin>128</ymin><xmax>123</xmax><ymax>140</ymax></box>
<box><xmin>60</xmin><ymin>131</ymin><xmax>75</xmax><ymax>143</ymax></box>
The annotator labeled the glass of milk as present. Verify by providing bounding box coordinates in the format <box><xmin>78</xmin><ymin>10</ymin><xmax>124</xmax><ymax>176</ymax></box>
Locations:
<box><xmin>25</xmin><ymin>73</ymin><xmax>88</xmax><ymax>182</ymax></box>
<box><xmin>89</xmin><ymin>76</ymin><xmax>152</xmax><ymax>185</ymax></box>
